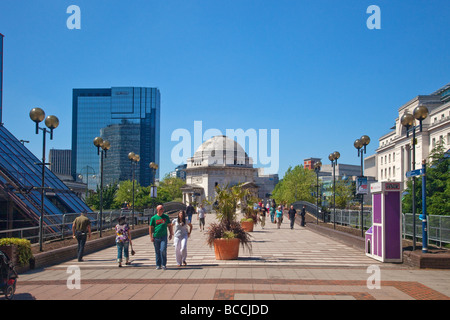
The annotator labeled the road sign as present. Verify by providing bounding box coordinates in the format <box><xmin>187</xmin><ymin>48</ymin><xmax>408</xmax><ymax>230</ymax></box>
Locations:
<box><xmin>406</xmin><ymin>169</ymin><xmax>423</xmax><ymax>178</ymax></box>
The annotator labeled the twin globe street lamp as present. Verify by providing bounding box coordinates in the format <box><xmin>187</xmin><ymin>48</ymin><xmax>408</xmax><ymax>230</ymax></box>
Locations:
<box><xmin>328</xmin><ymin>151</ymin><xmax>340</xmax><ymax>230</ymax></box>
<box><xmin>313</xmin><ymin>160</ymin><xmax>322</xmax><ymax>225</ymax></box>
<box><xmin>29</xmin><ymin>107</ymin><xmax>59</xmax><ymax>252</ymax></box>
<box><xmin>93</xmin><ymin>136</ymin><xmax>111</xmax><ymax>237</ymax></box>
<box><xmin>354</xmin><ymin>135</ymin><xmax>370</xmax><ymax>237</ymax></box>
<box><xmin>400</xmin><ymin>105</ymin><xmax>429</xmax><ymax>251</ymax></box>
<box><xmin>128</xmin><ymin>152</ymin><xmax>140</xmax><ymax>229</ymax></box>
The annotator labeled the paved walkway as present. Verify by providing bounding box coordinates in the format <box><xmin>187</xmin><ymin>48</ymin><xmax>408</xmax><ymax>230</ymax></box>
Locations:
<box><xmin>9</xmin><ymin>213</ymin><xmax>450</xmax><ymax>301</ymax></box>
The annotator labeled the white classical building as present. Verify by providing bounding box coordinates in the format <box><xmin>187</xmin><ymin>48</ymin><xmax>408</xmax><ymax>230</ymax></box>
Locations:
<box><xmin>181</xmin><ymin>135</ymin><xmax>278</xmax><ymax>207</ymax></box>
<box><xmin>368</xmin><ymin>84</ymin><xmax>450</xmax><ymax>188</ymax></box>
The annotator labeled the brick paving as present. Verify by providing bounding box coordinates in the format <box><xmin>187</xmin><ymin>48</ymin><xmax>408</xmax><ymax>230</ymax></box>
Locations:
<box><xmin>7</xmin><ymin>212</ymin><xmax>450</xmax><ymax>301</ymax></box>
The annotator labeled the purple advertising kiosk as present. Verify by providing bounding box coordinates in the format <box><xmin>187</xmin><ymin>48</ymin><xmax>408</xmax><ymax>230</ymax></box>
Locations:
<box><xmin>365</xmin><ymin>182</ymin><xmax>403</xmax><ymax>263</ymax></box>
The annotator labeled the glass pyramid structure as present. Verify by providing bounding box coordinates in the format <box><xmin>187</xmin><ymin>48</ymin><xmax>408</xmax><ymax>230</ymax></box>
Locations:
<box><xmin>0</xmin><ymin>124</ymin><xmax>92</xmax><ymax>234</ymax></box>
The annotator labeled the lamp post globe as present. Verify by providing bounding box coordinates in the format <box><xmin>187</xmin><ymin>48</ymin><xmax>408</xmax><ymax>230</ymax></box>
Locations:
<box><xmin>401</xmin><ymin>113</ymin><xmax>415</xmax><ymax>127</ymax></box>
<box><xmin>413</xmin><ymin>105</ymin><xmax>429</xmax><ymax>121</ymax></box>
<box><xmin>354</xmin><ymin>139</ymin><xmax>363</xmax><ymax>150</ymax></box>
<box><xmin>45</xmin><ymin>115</ymin><xmax>59</xmax><ymax>130</ymax></box>
<box><xmin>328</xmin><ymin>153</ymin><xmax>335</xmax><ymax>161</ymax></box>
<box><xmin>360</xmin><ymin>135</ymin><xmax>370</xmax><ymax>146</ymax></box>
<box><xmin>128</xmin><ymin>152</ymin><xmax>136</xmax><ymax>160</ymax></box>
<box><xmin>93</xmin><ymin>137</ymin><xmax>103</xmax><ymax>147</ymax></box>
<box><xmin>102</xmin><ymin>140</ymin><xmax>111</xmax><ymax>151</ymax></box>
<box><xmin>333</xmin><ymin>151</ymin><xmax>340</xmax><ymax>160</ymax></box>
<box><xmin>29</xmin><ymin>108</ymin><xmax>46</xmax><ymax>123</ymax></box>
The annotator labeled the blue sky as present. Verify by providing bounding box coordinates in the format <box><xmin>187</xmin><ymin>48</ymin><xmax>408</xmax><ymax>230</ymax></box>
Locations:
<box><xmin>0</xmin><ymin>0</ymin><xmax>449</xmax><ymax>178</ymax></box>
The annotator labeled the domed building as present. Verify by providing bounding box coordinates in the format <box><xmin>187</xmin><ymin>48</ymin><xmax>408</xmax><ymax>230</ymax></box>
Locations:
<box><xmin>181</xmin><ymin>135</ymin><xmax>278</xmax><ymax>207</ymax></box>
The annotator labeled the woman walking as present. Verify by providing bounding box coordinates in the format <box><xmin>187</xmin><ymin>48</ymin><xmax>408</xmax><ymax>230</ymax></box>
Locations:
<box><xmin>115</xmin><ymin>216</ymin><xmax>132</xmax><ymax>267</ymax></box>
<box><xmin>173</xmin><ymin>210</ymin><xmax>193</xmax><ymax>267</ymax></box>
<box><xmin>269</xmin><ymin>205</ymin><xmax>276</xmax><ymax>224</ymax></box>
<box><xmin>276</xmin><ymin>206</ymin><xmax>283</xmax><ymax>229</ymax></box>
<box><xmin>197</xmin><ymin>204</ymin><xmax>206</xmax><ymax>232</ymax></box>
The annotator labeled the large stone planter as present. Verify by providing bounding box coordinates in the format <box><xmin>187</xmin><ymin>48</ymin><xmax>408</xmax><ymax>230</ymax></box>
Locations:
<box><xmin>213</xmin><ymin>238</ymin><xmax>240</xmax><ymax>260</ymax></box>
<box><xmin>0</xmin><ymin>245</ymin><xmax>19</xmax><ymax>266</ymax></box>
<box><xmin>241</xmin><ymin>221</ymin><xmax>254</xmax><ymax>232</ymax></box>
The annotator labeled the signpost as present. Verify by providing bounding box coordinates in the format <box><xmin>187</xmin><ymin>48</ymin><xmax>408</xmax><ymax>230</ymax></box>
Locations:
<box><xmin>406</xmin><ymin>169</ymin><xmax>423</xmax><ymax>178</ymax></box>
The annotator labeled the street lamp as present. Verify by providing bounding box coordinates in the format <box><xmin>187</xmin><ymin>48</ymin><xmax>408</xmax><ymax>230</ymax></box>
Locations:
<box><xmin>29</xmin><ymin>107</ymin><xmax>59</xmax><ymax>251</ymax></box>
<box><xmin>149</xmin><ymin>162</ymin><xmax>159</xmax><ymax>217</ymax></box>
<box><xmin>78</xmin><ymin>165</ymin><xmax>96</xmax><ymax>199</ymax></box>
<box><xmin>400</xmin><ymin>105</ymin><xmax>428</xmax><ymax>251</ymax></box>
<box><xmin>314</xmin><ymin>160</ymin><xmax>322</xmax><ymax>225</ymax></box>
<box><xmin>354</xmin><ymin>135</ymin><xmax>370</xmax><ymax>237</ymax></box>
<box><xmin>328</xmin><ymin>151</ymin><xmax>340</xmax><ymax>229</ymax></box>
<box><xmin>128</xmin><ymin>152</ymin><xmax>140</xmax><ymax>229</ymax></box>
<box><xmin>93</xmin><ymin>137</ymin><xmax>111</xmax><ymax>237</ymax></box>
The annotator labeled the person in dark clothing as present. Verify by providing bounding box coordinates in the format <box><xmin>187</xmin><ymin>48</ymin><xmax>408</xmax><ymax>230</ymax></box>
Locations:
<box><xmin>72</xmin><ymin>212</ymin><xmax>91</xmax><ymax>262</ymax></box>
<box><xmin>288</xmin><ymin>205</ymin><xmax>297</xmax><ymax>229</ymax></box>
<box><xmin>186</xmin><ymin>204</ymin><xmax>195</xmax><ymax>223</ymax></box>
<box><xmin>300</xmin><ymin>205</ymin><xmax>306</xmax><ymax>227</ymax></box>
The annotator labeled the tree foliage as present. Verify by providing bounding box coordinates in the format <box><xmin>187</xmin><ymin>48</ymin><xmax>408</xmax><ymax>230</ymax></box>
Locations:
<box><xmin>85</xmin><ymin>175</ymin><xmax>186</xmax><ymax>210</ymax></box>
<box><xmin>402</xmin><ymin>140</ymin><xmax>449</xmax><ymax>215</ymax></box>
<box><xmin>272</xmin><ymin>165</ymin><xmax>316</xmax><ymax>205</ymax></box>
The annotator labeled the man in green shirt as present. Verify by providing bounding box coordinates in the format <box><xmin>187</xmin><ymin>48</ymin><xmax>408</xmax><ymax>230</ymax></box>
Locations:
<box><xmin>150</xmin><ymin>205</ymin><xmax>173</xmax><ymax>270</ymax></box>
<box><xmin>72</xmin><ymin>212</ymin><xmax>91</xmax><ymax>262</ymax></box>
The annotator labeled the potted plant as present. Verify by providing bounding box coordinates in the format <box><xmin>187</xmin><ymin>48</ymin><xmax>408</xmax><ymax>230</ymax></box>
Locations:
<box><xmin>240</xmin><ymin>195</ymin><xmax>260</xmax><ymax>232</ymax></box>
<box><xmin>0</xmin><ymin>238</ymin><xmax>34</xmax><ymax>270</ymax></box>
<box><xmin>206</xmin><ymin>184</ymin><xmax>252</xmax><ymax>260</ymax></box>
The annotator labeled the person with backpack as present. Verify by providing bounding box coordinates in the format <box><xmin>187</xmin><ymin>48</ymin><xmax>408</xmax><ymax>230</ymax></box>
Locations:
<box><xmin>115</xmin><ymin>216</ymin><xmax>133</xmax><ymax>267</ymax></box>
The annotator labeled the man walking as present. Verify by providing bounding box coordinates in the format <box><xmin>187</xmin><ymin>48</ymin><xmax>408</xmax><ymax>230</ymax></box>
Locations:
<box><xmin>300</xmin><ymin>205</ymin><xmax>306</xmax><ymax>227</ymax></box>
<box><xmin>72</xmin><ymin>212</ymin><xmax>91</xmax><ymax>262</ymax></box>
<box><xmin>288</xmin><ymin>205</ymin><xmax>297</xmax><ymax>230</ymax></box>
<box><xmin>186</xmin><ymin>203</ymin><xmax>195</xmax><ymax>223</ymax></box>
<box><xmin>150</xmin><ymin>205</ymin><xmax>174</xmax><ymax>270</ymax></box>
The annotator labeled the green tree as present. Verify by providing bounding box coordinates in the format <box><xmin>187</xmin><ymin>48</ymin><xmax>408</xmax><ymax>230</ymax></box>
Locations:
<box><xmin>272</xmin><ymin>165</ymin><xmax>316</xmax><ymax>205</ymax></box>
<box><xmin>402</xmin><ymin>140</ymin><xmax>449</xmax><ymax>215</ymax></box>
<box><xmin>332</xmin><ymin>179</ymin><xmax>355</xmax><ymax>209</ymax></box>
<box><xmin>85</xmin><ymin>182</ymin><xmax>119</xmax><ymax>210</ymax></box>
<box><xmin>158</xmin><ymin>174</ymin><xmax>185</xmax><ymax>202</ymax></box>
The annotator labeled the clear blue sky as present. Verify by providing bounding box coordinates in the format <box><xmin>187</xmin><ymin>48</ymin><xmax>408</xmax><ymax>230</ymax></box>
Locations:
<box><xmin>1</xmin><ymin>0</ymin><xmax>449</xmax><ymax>178</ymax></box>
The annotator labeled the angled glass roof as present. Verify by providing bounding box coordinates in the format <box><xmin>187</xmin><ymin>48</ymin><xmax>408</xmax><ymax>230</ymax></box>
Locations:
<box><xmin>0</xmin><ymin>124</ymin><xmax>92</xmax><ymax>228</ymax></box>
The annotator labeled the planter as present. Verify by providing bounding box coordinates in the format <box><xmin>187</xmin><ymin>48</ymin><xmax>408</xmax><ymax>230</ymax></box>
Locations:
<box><xmin>0</xmin><ymin>245</ymin><xmax>19</xmax><ymax>266</ymax></box>
<box><xmin>241</xmin><ymin>221</ymin><xmax>254</xmax><ymax>232</ymax></box>
<box><xmin>213</xmin><ymin>238</ymin><xmax>240</xmax><ymax>260</ymax></box>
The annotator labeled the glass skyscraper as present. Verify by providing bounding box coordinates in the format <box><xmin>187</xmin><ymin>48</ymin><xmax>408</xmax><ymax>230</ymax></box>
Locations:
<box><xmin>71</xmin><ymin>87</ymin><xmax>160</xmax><ymax>189</ymax></box>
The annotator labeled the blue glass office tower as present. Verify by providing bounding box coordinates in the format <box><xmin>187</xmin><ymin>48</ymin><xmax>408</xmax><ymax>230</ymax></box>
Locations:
<box><xmin>72</xmin><ymin>87</ymin><xmax>160</xmax><ymax>188</ymax></box>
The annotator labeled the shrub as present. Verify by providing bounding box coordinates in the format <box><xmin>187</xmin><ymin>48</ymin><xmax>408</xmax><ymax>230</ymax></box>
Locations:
<box><xmin>0</xmin><ymin>238</ymin><xmax>34</xmax><ymax>266</ymax></box>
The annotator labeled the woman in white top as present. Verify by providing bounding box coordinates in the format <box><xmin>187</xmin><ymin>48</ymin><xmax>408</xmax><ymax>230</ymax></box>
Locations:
<box><xmin>173</xmin><ymin>210</ymin><xmax>193</xmax><ymax>267</ymax></box>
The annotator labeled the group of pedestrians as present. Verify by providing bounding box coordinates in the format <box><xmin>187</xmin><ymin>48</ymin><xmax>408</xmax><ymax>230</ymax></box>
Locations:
<box><xmin>255</xmin><ymin>200</ymin><xmax>307</xmax><ymax>230</ymax></box>
<box><xmin>72</xmin><ymin>201</ymin><xmax>308</xmax><ymax>269</ymax></box>
<box><xmin>71</xmin><ymin>204</ymin><xmax>207</xmax><ymax>269</ymax></box>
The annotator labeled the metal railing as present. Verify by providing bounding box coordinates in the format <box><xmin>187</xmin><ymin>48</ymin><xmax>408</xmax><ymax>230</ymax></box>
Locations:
<box><xmin>326</xmin><ymin>209</ymin><xmax>450</xmax><ymax>247</ymax></box>
<box><xmin>0</xmin><ymin>209</ymin><xmax>156</xmax><ymax>244</ymax></box>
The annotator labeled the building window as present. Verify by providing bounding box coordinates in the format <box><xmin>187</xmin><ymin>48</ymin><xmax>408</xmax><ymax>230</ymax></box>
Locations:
<box><xmin>393</xmin><ymin>166</ymin><xmax>395</xmax><ymax>179</ymax></box>
<box><xmin>380</xmin><ymin>157</ymin><xmax>383</xmax><ymax>165</ymax></box>
<box><xmin>393</xmin><ymin>152</ymin><xmax>395</xmax><ymax>162</ymax></box>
